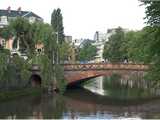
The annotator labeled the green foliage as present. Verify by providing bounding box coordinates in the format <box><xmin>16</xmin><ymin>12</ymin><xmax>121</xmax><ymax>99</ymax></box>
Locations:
<box><xmin>55</xmin><ymin>65</ymin><xmax>67</xmax><ymax>94</ymax></box>
<box><xmin>103</xmin><ymin>27</ymin><xmax>125</xmax><ymax>62</ymax></box>
<box><xmin>0</xmin><ymin>13</ymin><xmax>67</xmax><ymax>92</ymax></box>
<box><xmin>142</xmin><ymin>1</ymin><xmax>160</xmax><ymax>26</ymax></box>
<box><xmin>31</xmin><ymin>22</ymin><xmax>53</xmax><ymax>45</ymax></box>
<box><xmin>103</xmin><ymin>26</ymin><xmax>155</xmax><ymax>64</ymax></box>
<box><xmin>31</xmin><ymin>54</ymin><xmax>52</xmax><ymax>86</ymax></box>
<box><xmin>0</xmin><ymin>26</ymin><xmax>13</xmax><ymax>40</ymax></box>
<box><xmin>51</xmin><ymin>8</ymin><xmax>66</xmax><ymax>65</ymax></box>
<box><xmin>0</xmin><ymin>49</ymin><xmax>10</xmax><ymax>81</ymax></box>
<box><xmin>141</xmin><ymin>1</ymin><xmax>160</xmax><ymax>86</ymax></box>
<box><xmin>50</xmin><ymin>8</ymin><xmax>69</xmax><ymax>92</ymax></box>
<box><xmin>103</xmin><ymin>41</ymin><xmax>109</xmax><ymax>61</ymax></box>
<box><xmin>123</xmin><ymin>27</ymin><xmax>154</xmax><ymax>63</ymax></box>
<box><xmin>0</xmin><ymin>50</ymin><xmax>31</xmax><ymax>90</ymax></box>
<box><xmin>10</xmin><ymin>17</ymin><xmax>35</xmax><ymax>54</ymax></box>
<box><xmin>59</xmin><ymin>42</ymin><xmax>73</xmax><ymax>62</ymax></box>
<box><xmin>31</xmin><ymin>55</ymin><xmax>67</xmax><ymax>93</ymax></box>
<box><xmin>77</xmin><ymin>41</ymin><xmax>97</xmax><ymax>61</ymax></box>
<box><xmin>51</xmin><ymin>8</ymin><xmax>64</xmax><ymax>44</ymax></box>
<box><xmin>31</xmin><ymin>22</ymin><xmax>56</xmax><ymax>61</ymax></box>
<box><xmin>7</xmin><ymin>18</ymin><xmax>56</xmax><ymax>58</ymax></box>
<box><xmin>11</xmin><ymin>55</ymin><xmax>31</xmax><ymax>85</ymax></box>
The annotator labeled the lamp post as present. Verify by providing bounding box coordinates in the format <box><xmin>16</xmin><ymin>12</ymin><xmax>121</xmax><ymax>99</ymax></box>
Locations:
<box><xmin>55</xmin><ymin>32</ymin><xmax>59</xmax><ymax>64</ymax></box>
<box><xmin>52</xmin><ymin>32</ymin><xmax>59</xmax><ymax>64</ymax></box>
<box><xmin>51</xmin><ymin>32</ymin><xmax>59</xmax><ymax>91</ymax></box>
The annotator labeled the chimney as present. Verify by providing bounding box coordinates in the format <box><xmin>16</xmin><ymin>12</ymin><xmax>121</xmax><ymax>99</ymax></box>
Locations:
<box><xmin>7</xmin><ymin>6</ymin><xmax>11</xmax><ymax>13</ymax></box>
<box><xmin>17</xmin><ymin>7</ymin><xmax>21</xmax><ymax>14</ymax></box>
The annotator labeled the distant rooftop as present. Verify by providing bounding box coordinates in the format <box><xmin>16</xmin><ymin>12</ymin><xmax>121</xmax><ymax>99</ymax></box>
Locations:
<box><xmin>0</xmin><ymin>8</ymin><xmax>43</xmax><ymax>20</ymax></box>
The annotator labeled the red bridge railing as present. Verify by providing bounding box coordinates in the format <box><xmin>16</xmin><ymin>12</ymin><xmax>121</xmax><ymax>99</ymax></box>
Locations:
<box><xmin>63</xmin><ymin>63</ymin><xmax>149</xmax><ymax>71</ymax></box>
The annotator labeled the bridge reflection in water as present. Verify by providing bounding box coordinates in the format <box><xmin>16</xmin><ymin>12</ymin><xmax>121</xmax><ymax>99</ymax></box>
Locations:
<box><xmin>83</xmin><ymin>76</ymin><xmax>105</xmax><ymax>95</ymax></box>
<box><xmin>83</xmin><ymin>72</ymin><xmax>150</xmax><ymax>97</ymax></box>
<box><xmin>0</xmin><ymin>86</ymin><xmax>160</xmax><ymax>119</ymax></box>
<box><xmin>65</xmin><ymin>88</ymin><xmax>160</xmax><ymax>119</ymax></box>
<box><xmin>0</xmin><ymin>64</ymin><xmax>159</xmax><ymax>119</ymax></box>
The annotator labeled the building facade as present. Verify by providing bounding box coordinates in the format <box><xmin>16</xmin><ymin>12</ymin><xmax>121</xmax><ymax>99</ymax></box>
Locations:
<box><xmin>93</xmin><ymin>29</ymin><xmax>117</xmax><ymax>62</ymax></box>
<box><xmin>65</xmin><ymin>35</ymin><xmax>72</xmax><ymax>44</ymax></box>
<box><xmin>72</xmin><ymin>38</ymin><xmax>85</xmax><ymax>48</ymax></box>
<box><xmin>0</xmin><ymin>7</ymin><xmax>43</xmax><ymax>54</ymax></box>
<box><xmin>0</xmin><ymin>7</ymin><xmax>43</xmax><ymax>28</ymax></box>
<box><xmin>93</xmin><ymin>31</ymin><xmax>107</xmax><ymax>62</ymax></box>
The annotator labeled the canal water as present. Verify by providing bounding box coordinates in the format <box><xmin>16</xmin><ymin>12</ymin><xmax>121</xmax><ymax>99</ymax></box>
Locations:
<box><xmin>0</xmin><ymin>74</ymin><xmax>160</xmax><ymax>119</ymax></box>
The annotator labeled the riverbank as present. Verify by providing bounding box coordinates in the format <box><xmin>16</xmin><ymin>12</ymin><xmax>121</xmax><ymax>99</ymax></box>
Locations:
<box><xmin>0</xmin><ymin>88</ymin><xmax>43</xmax><ymax>102</ymax></box>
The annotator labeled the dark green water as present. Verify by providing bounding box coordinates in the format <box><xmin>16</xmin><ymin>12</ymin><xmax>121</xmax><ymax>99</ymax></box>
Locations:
<box><xmin>0</xmin><ymin>74</ymin><xmax>160</xmax><ymax>119</ymax></box>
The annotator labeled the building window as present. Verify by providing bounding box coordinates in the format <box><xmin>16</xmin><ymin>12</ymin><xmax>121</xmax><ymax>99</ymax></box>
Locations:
<box><xmin>2</xmin><ymin>39</ymin><xmax>6</xmax><ymax>47</ymax></box>
<box><xmin>0</xmin><ymin>39</ymin><xmax>6</xmax><ymax>47</ymax></box>
<box><xmin>37</xmin><ymin>48</ymin><xmax>41</xmax><ymax>53</ymax></box>
<box><xmin>29</xmin><ymin>17</ymin><xmax>36</xmax><ymax>23</ymax></box>
<box><xmin>1</xmin><ymin>16</ymin><xmax>7</xmax><ymax>23</ymax></box>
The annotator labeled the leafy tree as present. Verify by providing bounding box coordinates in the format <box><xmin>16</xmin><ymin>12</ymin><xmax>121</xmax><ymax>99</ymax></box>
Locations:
<box><xmin>77</xmin><ymin>40</ymin><xmax>97</xmax><ymax>61</ymax></box>
<box><xmin>124</xmin><ymin>27</ymin><xmax>154</xmax><ymax>63</ymax></box>
<box><xmin>0</xmin><ymin>14</ymin><xmax>67</xmax><ymax>92</ymax></box>
<box><xmin>103</xmin><ymin>27</ymin><xmax>125</xmax><ymax>62</ymax></box>
<box><xmin>51</xmin><ymin>8</ymin><xmax>64</xmax><ymax>44</ymax></box>
<box><xmin>10</xmin><ymin>55</ymin><xmax>31</xmax><ymax>88</ymax></box>
<box><xmin>0</xmin><ymin>49</ymin><xmax>10</xmax><ymax>83</ymax></box>
<box><xmin>55</xmin><ymin>64</ymin><xmax>66</xmax><ymax>94</ymax></box>
<box><xmin>103</xmin><ymin>41</ymin><xmax>110</xmax><ymax>61</ymax></box>
<box><xmin>51</xmin><ymin>8</ymin><xmax>67</xmax><ymax>93</ymax></box>
<box><xmin>31</xmin><ymin>54</ymin><xmax>53</xmax><ymax>87</ymax></box>
<box><xmin>141</xmin><ymin>1</ymin><xmax>160</xmax><ymax>87</ymax></box>
<box><xmin>103</xmin><ymin>26</ymin><xmax>154</xmax><ymax>64</ymax></box>
<box><xmin>31</xmin><ymin>22</ymin><xmax>55</xmax><ymax>58</ymax></box>
<box><xmin>0</xmin><ymin>49</ymin><xmax>30</xmax><ymax>90</ymax></box>
<box><xmin>141</xmin><ymin>1</ymin><xmax>160</xmax><ymax>60</ymax></box>
<box><xmin>59</xmin><ymin>42</ymin><xmax>74</xmax><ymax>63</ymax></box>
<box><xmin>0</xmin><ymin>26</ymin><xmax>13</xmax><ymax>40</ymax></box>
<box><xmin>142</xmin><ymin>1</ymin><xmax>160</xmax><ymax>26</ymax></box>
<box><xmin>10</xmin><ymin>17</ymin><xmax>35</xmax><ymax>55</ymax></box>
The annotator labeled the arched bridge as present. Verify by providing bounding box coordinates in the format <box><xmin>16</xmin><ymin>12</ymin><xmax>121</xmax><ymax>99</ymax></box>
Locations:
<box><xmin>63</xmin><ymin>63</ymin><xmax>149</xmax><ymax>86</ymax></box>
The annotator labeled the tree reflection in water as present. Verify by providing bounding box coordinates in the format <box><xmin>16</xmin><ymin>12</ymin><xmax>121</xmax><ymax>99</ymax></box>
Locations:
<box><xmin>0</xmin><ymin>74</ymin><xmax>160</xmax><ymax>119</ymax></box>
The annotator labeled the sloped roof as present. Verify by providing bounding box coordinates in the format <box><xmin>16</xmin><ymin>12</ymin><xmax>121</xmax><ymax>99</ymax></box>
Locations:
<box><xmin>0</xmin><ymin>9</ymin><xmax>43</xmax><ymax>20</ymax></box>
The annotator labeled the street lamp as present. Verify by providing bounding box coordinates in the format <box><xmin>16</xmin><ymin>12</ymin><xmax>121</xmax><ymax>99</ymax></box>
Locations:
<box><xmin>51</xmin><ymin>32</ymin><xmax>59</xmax><ymax>91</ymax></box>
<box><xmin>52</xmin><ymin>32</ymin><xmax>59</xmax><ymax>64</ymax></box>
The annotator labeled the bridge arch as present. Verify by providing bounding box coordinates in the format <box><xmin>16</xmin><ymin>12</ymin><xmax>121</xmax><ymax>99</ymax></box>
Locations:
<box><xmin>64</xmin><ymin>63</ymin><xmax>148</xmax><ymax>86</ymax></box>
<box><xmin>30</xmin><ymin>74</ymin><xmax>42</xmax><ymax>87</ymax></box>
<box><xmin>65</xmin><ymin>70</ymin><xmax>146</xmax><ymax>87</ymax></box>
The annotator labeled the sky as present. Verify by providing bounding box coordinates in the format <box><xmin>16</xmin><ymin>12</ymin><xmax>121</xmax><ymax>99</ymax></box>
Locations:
<box><xmin>0</xmin><ymin>0</ymin><xmax>146</xmax><ymax>39</ymax></box>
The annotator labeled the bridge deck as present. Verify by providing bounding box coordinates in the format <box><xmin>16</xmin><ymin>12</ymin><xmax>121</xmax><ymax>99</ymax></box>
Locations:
<box><xmin>63</xmin><ymin>63</ymin><xmax>149</xmax><ymax>71</ymax></box>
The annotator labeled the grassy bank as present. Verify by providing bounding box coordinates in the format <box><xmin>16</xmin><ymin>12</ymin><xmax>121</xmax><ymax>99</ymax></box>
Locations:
<box><xmin>0</xmin><ymin>88</ymin><xmax>43</xmax><ymax>102</ymax></box>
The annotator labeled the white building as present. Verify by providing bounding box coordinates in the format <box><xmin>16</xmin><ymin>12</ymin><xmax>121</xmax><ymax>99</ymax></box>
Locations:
<box><xmin>93</xmin><ymin>29</ymin><xmax>117</xmax><ymax>62</ymax></box>
<box><xmin>0</xmin><ymin>7</ymin><xmax>43</xmax><ymax>28</ymax></box>
<box><xmin>65</xmin><ymin>35</ymin><xmax>72</xmax><ymax>44</ymax></box>
<box><xmin>93</xmin><ymin>31</ymin><xmax>107</xmax><ymax>62</ymax></box>
<box><xmin>72</xmin><ymin>38</ymin><xmax>85</xmax><ymax>48</ymax></box>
